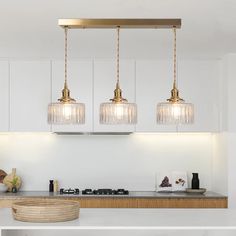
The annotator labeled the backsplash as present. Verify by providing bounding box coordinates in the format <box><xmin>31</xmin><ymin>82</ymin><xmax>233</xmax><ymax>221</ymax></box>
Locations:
<box><xmin>0</xmin><ymin>133</ymin><xmax>224</xmax><ymax>192</ymax></box>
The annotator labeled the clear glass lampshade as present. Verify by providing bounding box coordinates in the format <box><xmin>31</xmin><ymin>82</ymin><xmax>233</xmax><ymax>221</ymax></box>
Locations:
<box><xmin>100</xmin><ymin>102</ymin><xmax>137</xmax><ymax>124</ymax></box>
<box><xmin>48</xmin><ymin>102</ymin><xmax>85</xmax><ymax>124</ymax></box>
<box><xmin>157</xmin><ymin>102</ymin><xmax>194</xmax><ymax>124</ymax></box>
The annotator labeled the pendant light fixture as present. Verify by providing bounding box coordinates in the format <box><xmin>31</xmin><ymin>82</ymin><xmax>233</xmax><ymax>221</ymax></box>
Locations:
<box><xmin>99</xmin><ymin>27</ymin><xmax>137</xmax><ymax>124</ymax></box>
<box><xmin>156</xmin><ymin>27</ymin><xmax>194</xmax><ymax>124</ymax></box>
<box><xmin>48</xmin><ymin>27</ymin><xmax>85</xmax><ymax>124</ymax></box>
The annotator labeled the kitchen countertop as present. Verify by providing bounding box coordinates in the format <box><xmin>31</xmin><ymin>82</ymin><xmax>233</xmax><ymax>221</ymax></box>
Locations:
<box><xmin>0</xmin><ymin>191</ymin><xmax>227</xmax><ymax>199</ymax></box>
<box><xmin>0</xmin><ymin>208</ymin><xmax>235</xmax><ymax>229</ymax></box>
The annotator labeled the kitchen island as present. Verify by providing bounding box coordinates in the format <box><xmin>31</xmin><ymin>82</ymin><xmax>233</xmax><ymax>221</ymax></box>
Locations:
<box><xmin>0</xmin><ymin>208</ymin><xmax>236</xmax><ymax>230</ymax></box>
<box><xmin>0</xmin><ymin>191</ymin><xmax>227</xmax><ymax>208</ymax></box>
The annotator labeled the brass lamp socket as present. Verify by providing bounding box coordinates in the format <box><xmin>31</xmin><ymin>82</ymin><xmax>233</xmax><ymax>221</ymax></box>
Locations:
<box><xmin>58</xmin><ymin>82</ymin><xmax>76</xmax><ymax>103</ymax></box>
<box><xmin>110</xmin><ymin>82</ymin><xmax>128</xmax><ymax>103</ymax></box>
<box><xmin>167</xmin><ymin>81</ymin><xmax>184</xmax><ymax>103</ymax></box>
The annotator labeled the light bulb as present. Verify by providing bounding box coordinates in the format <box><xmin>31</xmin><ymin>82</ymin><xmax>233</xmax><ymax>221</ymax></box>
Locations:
<box><xmin>62</xmin><ymin>104</ymin><xmax>72</xmax><ymax>120</ymax></box>
<box><xmin>172</xmin><ymin>104</ymin><xmax>181</xmax><ymax>120</ymax></box>
<box><xmin>114</xmin><ymin>104</ymin><xmax>124</xmax><ymax>120</ymax></box>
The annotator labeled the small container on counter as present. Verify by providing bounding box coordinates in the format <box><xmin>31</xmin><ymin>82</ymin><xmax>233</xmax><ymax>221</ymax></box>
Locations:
<box><xmin>49</xmin><ymin>180</ymin><xmax>54</xmax><ymax>192</ymax></box>
<box><xmin>53</xmin><ymin>180</ymin><xmax>59</xmax><ymax>193</ymax></box>
<box><xmin>191</xmin><ymin>173</ymin><xmax>200</xmax><ymax>189</ymax></box>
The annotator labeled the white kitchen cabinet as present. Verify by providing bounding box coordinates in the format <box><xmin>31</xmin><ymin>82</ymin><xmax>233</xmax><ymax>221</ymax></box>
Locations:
<box><xmin>136</xmin><ymin>60</ymin><xmax>220</xmax><ymax>132</ymax></box>
<box><xmin>51</xmin><ymin>60</ymin><xmax>93</xmax><ymax>132</ymax></box>
<box><xmin>9</xmin><ymin>61</ymin><xmax>51</xmax><ymax>132</ymax></box>
<box><xmin>0</xmin><ymin>61</ymin><xmax>9</xmax><ymax>131</ymax></box>
<box><xmin>178</xmin><ymin>60</ymin><xmax>220</xmax><ymax>132</ymax></box>
<box><xmin>93</xmin><ymin>59</ymin><xmax>136</xmax><ymax>132</ymax></box>
<box><xmin>136</xmin><ymin>60</ymin><xmax>176</xmax><ymax>132</ymax></box>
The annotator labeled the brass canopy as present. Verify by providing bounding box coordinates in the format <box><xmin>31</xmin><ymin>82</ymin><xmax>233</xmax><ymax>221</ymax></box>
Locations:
<box><xmin>58</xmin><ymin>82</ymin><xmax>76</xmax><ymax>103</ymax></box>
<box><xmin>58</xmin><ymin>19</ymin><xmax>181</xmax><ymax>29</ymax></box>
<box><xmin>167</xmin><ymin>81</ymin><xmax>184</xmax><ymax>103</ymax></box>
<box><xmin>110</xmin><ymin>82</ymin><xmax>128</xmax><ymax>103</ymax></box>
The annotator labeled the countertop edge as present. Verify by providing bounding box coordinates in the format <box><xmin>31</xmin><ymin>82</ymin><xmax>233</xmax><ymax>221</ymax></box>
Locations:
<box><xmin>0</xmin><ymin>191</ymin><xmax>227</xmax><ymax>199</ymax></box>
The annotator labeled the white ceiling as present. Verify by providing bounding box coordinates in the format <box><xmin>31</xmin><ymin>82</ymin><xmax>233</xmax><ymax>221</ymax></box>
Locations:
<box><xmin>0</xmin><ymin>0</ymin><xmax>236</xmax><ymax>59</ymax></box>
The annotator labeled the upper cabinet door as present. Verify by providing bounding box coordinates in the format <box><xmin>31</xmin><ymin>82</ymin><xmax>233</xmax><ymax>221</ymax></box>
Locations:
<box><xmin>178</xmin><ymin>60</ymin><xmax>220</xmax><ymax>132</ymax></box>
<box><xmin>135</xmin><ymin>60</ymin><xmax>177</xmax><ymax>132</ymax></box>
<box><xmin>93</xmin><ymin>60</ymin><xmax>136</xmax><ymax>132</ymax></box>
<box><xmin>51</xmin><ymin>60</ymin><xmax>93</xmax><ymax>132</ymax></box>
<box><xmin>0</xmin><ymin>61</ymin><xmax>9</xmax><ymax>132</ymax></box>
<box><xmin>10</xmin><ymin>61</ymin><xmax>51</xmax><ymax>132</ymax></box>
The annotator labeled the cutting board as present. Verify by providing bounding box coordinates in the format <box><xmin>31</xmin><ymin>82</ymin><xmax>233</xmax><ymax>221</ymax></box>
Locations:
<box><xmin>3</xmin><ymin>168</ymin><xmax>22</xmax><ymax>192</ymax></box>
<box><xmin>0</xmin><ymin>169</ymin><xmax>7</xmax><ymax>183</ymax></box>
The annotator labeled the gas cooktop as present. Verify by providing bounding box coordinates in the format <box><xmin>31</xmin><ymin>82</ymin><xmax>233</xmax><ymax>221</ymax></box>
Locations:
<box><xmin>82</xmin><ymin>188</ymin><xmax>129</xmax><ymax>195</ymax></box>
<box><xmin>59</xmin><ymin>188</ymin><xmax>129</xmax><ymax>195</ymax></box>
<box><xmin>59</xmin><ymin>188</ymin><xmax>80</xmax><ymax>195</ymax></box>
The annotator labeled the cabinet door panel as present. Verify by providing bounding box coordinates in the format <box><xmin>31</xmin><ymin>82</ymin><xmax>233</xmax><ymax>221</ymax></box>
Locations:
<box><xmin>0</xmin><ymin>61</ymin><xmax>9</xmax><ymax>131</ymax></box>
<box><xmin>136</xmin><ymin>60</ymin><xmax>219</xmax><ymax>132</ymax></box>
<box><xmin>93</xmin><ymin>60</ymin><xmax>136</xmax><ymax>132</ymax></box>
<box><xmin>51</xmin><ymin>60</ymin><xmax>93</xmax><ymax>132</ymax></box>
<box><xmin>10</xmin><ymin>61</ymin><xmax>51</xmax><ymax>132</ymax></box>
<box><xmin>178</xmin><ymin>60</ymin><xmax>219</xmax><ymax>132</ymax></box>
<box><xmin>136</xmin><ymin>60</ymin><xmax>176</xmax><ymax>132</ymax></box>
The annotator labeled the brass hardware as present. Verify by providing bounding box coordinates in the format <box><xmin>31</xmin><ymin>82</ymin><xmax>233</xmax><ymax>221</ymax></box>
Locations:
<box><xmin>58</xmin><ymin>19</ymin><xmax>181</xmax><ymax>29</ymax></box>
<box><xmin>58</xmin><ymin>81</ymin><xmax>76</xmax><ymax>103</ymax></box>
<box><xmin>108</xmin><ymin>27</ymin><xmax>128</xmax><ymax>103</ymax></box>
<box><xmin>58</xmin><ymin>26</ymin><xmax>76</xmax><ymax>104</ymax></box>
<box><xmin>110</xmin><ymin>82</ymin><xmax>127</xmax><ymax>103</ymax></box>
<box><xmin>167</xmin><ymin>81</ymin><xmax>184</xmax><ymax>103</ymax></box>
<box><xmin>167</xmin><ymin>27</ymin><xmax>184</xmax><ymax>103</ymax></box>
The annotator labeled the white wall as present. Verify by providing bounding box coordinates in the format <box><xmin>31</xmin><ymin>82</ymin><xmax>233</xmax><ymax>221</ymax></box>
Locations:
<box><xmin>220</xmin><ymin>54</ymin><xmax>236</xmax><ymax>208</ymax></box>
<box><xmin>212</xmin><ymin>133</ymin><xmax>228</xmax><ymax>195</ymax></box>
<box><xmin>0</xmin><ymin>133</ymin><xmax>214</xmax><ymax>191</ymax></box>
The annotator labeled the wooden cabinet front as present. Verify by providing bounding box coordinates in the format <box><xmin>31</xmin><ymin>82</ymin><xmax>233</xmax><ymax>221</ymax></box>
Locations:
<box><xmin>0</xmin><ymin>197</ymin><xmax>227</xmax><ymax>208</ymax></box>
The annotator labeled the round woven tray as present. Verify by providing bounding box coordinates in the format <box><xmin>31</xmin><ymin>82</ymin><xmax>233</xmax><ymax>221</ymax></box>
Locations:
<box><xmin>12</xmin><ymin>199</ymin><xmax>80</xmax><ymax>223</ymax></box>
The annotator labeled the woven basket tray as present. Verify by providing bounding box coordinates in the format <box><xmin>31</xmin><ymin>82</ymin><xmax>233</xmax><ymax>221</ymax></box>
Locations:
<box><xmin>12</xmin><ymin>199</ymin><xmax>80</xmax><ymax>223</ymax></box>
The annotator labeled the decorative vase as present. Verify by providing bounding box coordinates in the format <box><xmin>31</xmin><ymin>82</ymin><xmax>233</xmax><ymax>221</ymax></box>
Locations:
<box><xmin>12</xmin><ymin>187</ymin><xmax>17</xmax><ymax>193</ymax></box>
<box><xmin>191</xmin><ymin>173</ymin><xmax>199</xmax><ymax>189</ymax></box>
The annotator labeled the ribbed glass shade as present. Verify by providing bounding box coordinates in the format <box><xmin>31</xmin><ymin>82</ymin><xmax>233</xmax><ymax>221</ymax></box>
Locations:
<box><xmin>100</xmin><ymin>102</ymin><xmax>137</xmax><ymax>124</ymax></box>
<box><xmin>157</xmin><ymin>102</ymin><xmax>194</xmax><ymax>124</ymax></box>
<box><xmin>48</xmin><ymin>102</ymin><xmax>85</xmax><ymax>124</ymax></box>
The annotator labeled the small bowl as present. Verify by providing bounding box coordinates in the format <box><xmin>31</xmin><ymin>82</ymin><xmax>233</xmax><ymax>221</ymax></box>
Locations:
<box><xmin>0</xmin><ymin>183</ymin><xmax>8</xmax><ymax>192</ymax></box>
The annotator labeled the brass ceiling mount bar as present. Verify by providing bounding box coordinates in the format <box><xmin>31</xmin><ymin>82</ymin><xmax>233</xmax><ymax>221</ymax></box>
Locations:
<box><xmin>58</xmin><ymin>19</ymin><xmax>181</xmax><ymax>29</ymax></box>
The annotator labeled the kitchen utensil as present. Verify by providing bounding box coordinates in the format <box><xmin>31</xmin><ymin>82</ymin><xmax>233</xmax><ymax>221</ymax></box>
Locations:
<box><xmin>12</xmin><ymin>199</ymin><xmax>80</xmax><ymax>223</ymax></box>
<box><xmin>3</xmin><ymin>168</ymin><xmax>22</xmax><ymax>192</ymax></box>
<box><xmin>186</xmin><ymin>188</ymin><xmax>206</xmax><ymax>194</ymax></box>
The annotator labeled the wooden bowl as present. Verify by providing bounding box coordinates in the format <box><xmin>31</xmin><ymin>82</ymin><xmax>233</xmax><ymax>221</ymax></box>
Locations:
<box><xmin>12</xmin><ymin>199</ymin><xmax>80</xmax><ymax>223</ymax></box>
